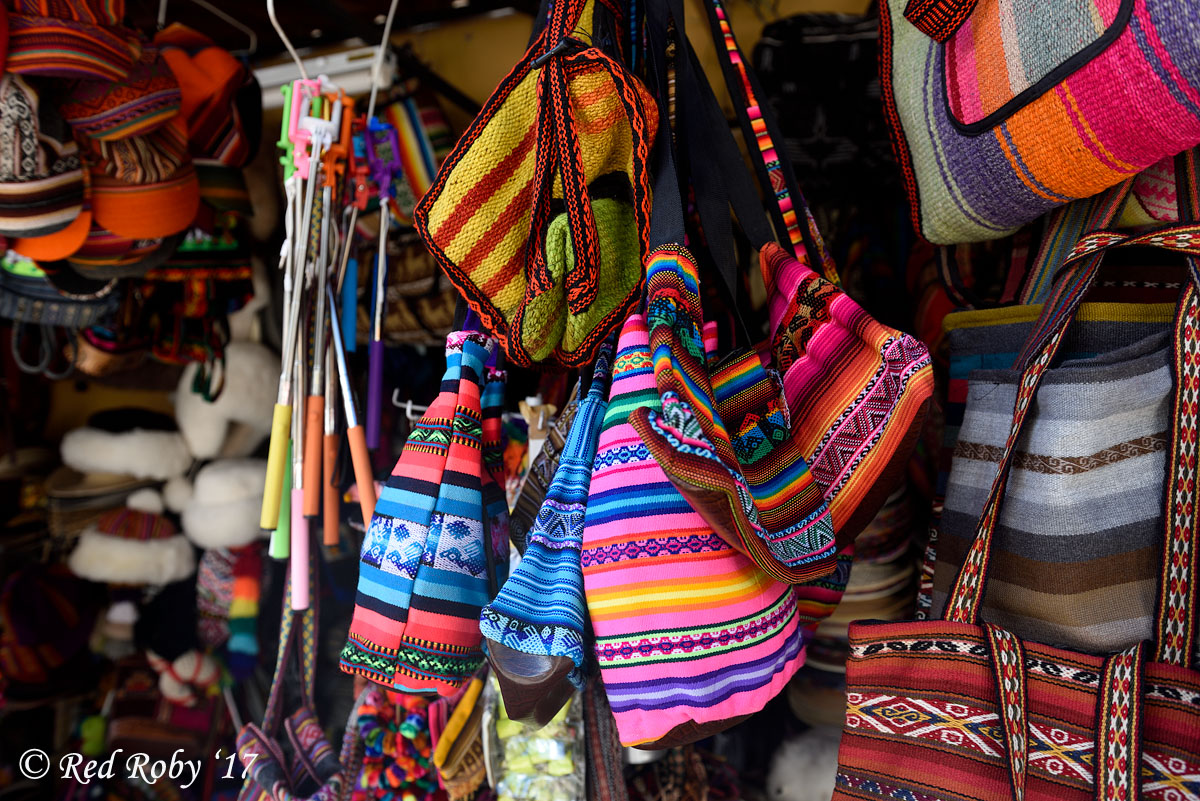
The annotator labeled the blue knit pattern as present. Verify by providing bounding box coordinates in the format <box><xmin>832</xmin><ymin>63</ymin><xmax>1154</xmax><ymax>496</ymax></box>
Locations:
<box><xmin>479</xmin><ymin>341</ymin><xmax>613</xmax><ymax>688</ymax></box>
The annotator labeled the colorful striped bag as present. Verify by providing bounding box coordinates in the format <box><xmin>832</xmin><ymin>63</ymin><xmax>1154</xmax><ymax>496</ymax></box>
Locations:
<box><xmin>413</xmin><ymin>0</ymin><xmax>657</xmax><ymax>368</ymax></box>
<box><xmin>882</xmin><ymin>0</ymin><xmax>1200</xmax><ymax>244</ymax></box>
<box><xmin>581</xmin><ymin>311</ymin><xmax>808</xmax><ymax>749</ymax></box>
<box><xmin>480</xmin><ymin>341</ymin><xmax>613</xmax><ymax>727</ymax></box>
<box><xmin>688</xmin><ymin>0</ymin><xmax>936</xmax><ymax>548</ymax></box>
<box><xmin>832</xmin><ymin>200</ymin><xmax>1200</xmax><ymax>800</ymax></box>
<box><xmin>340</xmin><ymin>332</ymin><xmax>506</xmax><ymax>696</ymax></box>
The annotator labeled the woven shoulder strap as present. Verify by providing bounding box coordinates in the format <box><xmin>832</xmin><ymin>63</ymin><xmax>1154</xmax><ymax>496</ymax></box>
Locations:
<box><xmin>901</xmin><ymin>0</ymin><xmax>977</xmax><ymax>42</ymax></box>
<box><xmin>260</xmin><ymin>531</ymin><xmax>320</xmax><ymax>735</ymax></box>
<box><xmin>697</xmin><ymin>0</ymin><xmax>838</xmax><ymax>285</ymax></box>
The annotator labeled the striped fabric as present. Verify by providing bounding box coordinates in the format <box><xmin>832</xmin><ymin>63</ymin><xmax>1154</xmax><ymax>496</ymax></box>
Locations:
<box><xmin>581</xmin><ymin>312</ymin><xmax>806</xmax><ymax>749</ymax></box>
<box><xmin>882</xmin><ymin>0</ymin><xmax>1200</xmax><ymax>244</ymax></box>
<box><xmin>936</xmin><ymin>317</ymin><xmax>1172</xmax><ymax>653</ymax></box>
<box><xmin>763</xmin><ymin>242</ymin><xmax>934</xmax><ymax>547</ymax></box>
<box><xmin>6</xmin><ymin>13</ymin><xmax>139</xmax><ymax>81</ymax></box>
<box><xmin>629</xmin><ymin>245</ymin><xmax>835</xmax><ymax>584</ymax></box>
<box><xmin>480</xmin><ymin>342</ymin><xmax>613</xmax><ymax>688</ymax></box>
<box><xmin>340</xmin><ymin>332</ymin><xmax>493</xmax><ymax>693</ymax></box>
<box><xmin>833</xmin><ymin>247</ymin><xmax>1200</xmax><ymax>801</ymax></box>
<box><xmin>414</xmin><ymin>0</ymin><xmax>656</xmax><ymax>368</ymax></box>
<box><xmin>60</xmin><ymin>47</ymin><xmax>181</xmax><ymax>141</ymax></box>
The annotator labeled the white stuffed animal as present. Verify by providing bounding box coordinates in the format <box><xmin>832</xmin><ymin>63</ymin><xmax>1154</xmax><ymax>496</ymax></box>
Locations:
<box><xmin>146</xmin><ymin>650</ymin><xmax>220</xmax><ymax>706</ymax></box>
<box><xmin>766</xmin><ymin>727</ymin><xmax>844</xmax><ymax>801</ymax></box>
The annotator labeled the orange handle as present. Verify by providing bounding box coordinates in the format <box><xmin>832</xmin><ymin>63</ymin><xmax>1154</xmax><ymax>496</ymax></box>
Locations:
<box><xmin>303</xmin><ymin>395</ymin><xmax>323</xmax><ymax>516</ymax></box>
<box><xmin>346</xmin><ymin>424</ymin><xmax>376</xmax><ymax>529</ymax></box>
<box><xmin>323</xmin><ymin>433</ymin><xmax>339</xmax><ymax>546</ymax></box>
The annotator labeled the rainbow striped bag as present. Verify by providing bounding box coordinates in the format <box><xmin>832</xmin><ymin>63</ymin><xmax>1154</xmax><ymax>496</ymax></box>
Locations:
<box><xmin>581</xmin><ymin>311</ymin><xmax>808</xmax><ymax>749</ymax></box>
<box><xmin>413</xmin><ymin>0</ymin><xmax>656</xmax><ymax>368</ymax></box>
<box><xmin>882</xmin><ymin>0</ymin><xmax>1200</xmax><ymax>244</ymax></box>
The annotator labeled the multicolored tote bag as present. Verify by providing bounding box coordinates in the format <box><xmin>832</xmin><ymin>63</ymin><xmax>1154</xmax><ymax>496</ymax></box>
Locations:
<box><xmin>341</xmin><ymin>331</ymin><xmax>504</xmax><ymax>696</ymax></box>
<box><xmin>581</xmin><ymin>311</ymin><xmax>807</xmax><ymax>749</ymax></box>
<box><xmin>684</xmin><ymin>0</ymin><xmax>935</xmax><ymax>548</ymax></box>
<box><xmin>881</xmin><ymin>0</ymin><xmax>1200</xmax><ymax>244</ymax></box>
<box><xmin>480</xmin><ymin>341</ymin><xmax>613</xmax><ymax>727</ymax></box>
<box><xmin>238</xmin><ymin>532</ymin><xmax>366</xmax><ymax>801</ymax></box>
<box><xmin>413</xmin><ymin>0</ymin><xmax>657</xmax><ymax>368</ymax></box>
<box><xmin>832</xmin><ymin>209</ymin><xmax>1200</xmax><ymax>800</ymax></box>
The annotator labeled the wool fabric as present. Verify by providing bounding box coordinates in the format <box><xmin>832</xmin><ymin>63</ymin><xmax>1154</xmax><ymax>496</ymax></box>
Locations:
<box><xmin>481</xmin><ymin>341</ymin><xmax>613</xmax><ymax>688</ymax></box>
<box><xmin>629</xmin><ymin>245</ymin><xmax>836</xmax><ymax>584</ymax></box>
<box><xmin>341</xmin><ymin>332</ymin><xmax>490</xmax><ymax>687</ymax></box>
<box><xmin>881</xmin><ymin>0</ymin><xmax>1200</xmax><ymax>243</ymax></box>
<box><xmin>581</xmin><ymin>312</ymin><xmax>806</xmax><ymax>748</ymax></box>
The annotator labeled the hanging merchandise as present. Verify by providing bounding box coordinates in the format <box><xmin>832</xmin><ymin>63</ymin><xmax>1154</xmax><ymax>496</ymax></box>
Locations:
<box><xmin>341</xmin><ymin>331</ymin><xmax>509</xmax><ymax>695</ymax></box>
<box><xmin>482</xmin><ymin>677</ymin><xmax>586</xmax><ymax>801</ymax></box>
<box><xmin>480</xmin><ymin>341</ymin><xmax>613</xmax><ymax>726</ymax></box>
<box><xmin>236</xmin><ymin>530</ymin><xmax>366</xmax><ymax>801</ymax></box>
<box><xmin>693</xmin><ymin>0</ymin><xmax>935</xmax><ymax>549</ymax></box>
<box><xmin>508</xmin><ymin>384</ymin><xmax>580</xmax><ymax>554</ymax></box>
<box><xmin>831</xmin><ymin>152</ymin><xmax>1200</xmax><ymax>801</ymax></box>
<box><xmin>881</xmin><ymin>0</ymin><xmax>1200</xmax><ymax>244</ymax></box>
<box><xmin>350</xmin><ymin>688</ymin><xmax>438</xmax><ymax>801</ymax></box>
<box><xmin>581</xmin><ymin>311</ymin><xmax>806</xmax><ymax>749</ymax></box>
<box><xmin>413</xmin><ymin>0</ymin><xmax>657</xmax><ymax>368</ymax></box>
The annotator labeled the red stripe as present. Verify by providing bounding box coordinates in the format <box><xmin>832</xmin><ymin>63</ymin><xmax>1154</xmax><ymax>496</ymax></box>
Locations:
<box><xmin>430</xmin><ymin>121</ymin><xmax>536</xmax><ymax>247</ymax></box>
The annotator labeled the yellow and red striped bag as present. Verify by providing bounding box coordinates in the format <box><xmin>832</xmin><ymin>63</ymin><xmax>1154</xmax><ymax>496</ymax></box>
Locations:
<box><xmin>413</xmin><ymin>0</ymin><xmax>656</xmax><ymax>368</ymax></box>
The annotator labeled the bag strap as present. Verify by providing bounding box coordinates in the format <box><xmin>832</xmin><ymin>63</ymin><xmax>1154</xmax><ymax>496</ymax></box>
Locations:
<box><xmin>900</xmin><ymin>0</ymin><xmax>976</xmax><ymax>42</ymax></box>
<box><xmin>1018</xmin><ymin>180</ymin><xmax>1134</xmax><ymax>305</ymax></box>
<box><xmin>943</xmin><ymin>151</ymin><xmax>1200</xmax><ymax>672</ymax></box>
<box><xmin>697</xmin><ymin>0</ymin><xmax>839</xmax><ymax>285</ymax></box>
<box><xmin>260</xmin><ymin>527</ymin><xmax>320</xmax><ymax>736</ymax></box>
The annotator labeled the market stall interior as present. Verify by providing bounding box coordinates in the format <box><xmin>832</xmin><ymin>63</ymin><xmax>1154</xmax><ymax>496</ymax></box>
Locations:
<box><xmin>2</xmin><ymin>1</ymin><xmax>1199</xmax><ymax>801</ymax></box>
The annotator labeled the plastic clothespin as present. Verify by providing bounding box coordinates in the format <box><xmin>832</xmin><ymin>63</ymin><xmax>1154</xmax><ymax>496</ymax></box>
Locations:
<box><xmin>276</xmin><ymin>82</ymin><xmax>296</xmax><ymax>181</ymax></box>
<box><xmin>348</xmin><ymin>115</ymin><xmax>371</xmax><ymax>211</ymax></box>
<box><xmin>319</xmin><ymin>89</ymin><xmax>353</xmax><ymax>190</ymax></box>
<box><xmin>364</xmin><ymin>117</ymin><xmax>404</xmax><ymax>203</ymax></box>
<box><xmin>287</xmin><ymin>77</ymin><xmax>326</xmax><ymax>180</ymax></box>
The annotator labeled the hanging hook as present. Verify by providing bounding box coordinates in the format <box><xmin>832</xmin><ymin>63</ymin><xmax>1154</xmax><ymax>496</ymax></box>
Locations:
<box><xmin>157</xmin><ymin>0</ymin><xmax>168</xmax><ymax>30</ymax></box>
<box><xmin>266</xmin><ymin>0</ymin><xmax>308</xmax><ymax>81</ymax></box>
<box><xmin>365</xmin><ymin>0</ymin><xmax>402</xmax><ymax>121</ymax></box>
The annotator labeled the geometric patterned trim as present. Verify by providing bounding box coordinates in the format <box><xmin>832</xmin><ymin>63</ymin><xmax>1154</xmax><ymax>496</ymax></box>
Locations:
<box><xmin>901</xmin><ymin>0</ymin><xmax>976</xmax><ymax>42</ymax></box>
<box><xmin>953</xmin><ymin>433</ymin><xmax>1167</xmax><ymax>476</ymax></box>
<box><xmin>1157</xmin><ymin>283</ymin><xmax>1200</xmax><ymax>668</ymax></box>
<box><xmin>986</xmin><ymin>624</ymin><xmax>1028</xmax><ymax>801</ymax></box>
<box><xmin>1096</xmin><ymin>642</ymin><xmax>1145</xmax><ymax>801</ymax></box>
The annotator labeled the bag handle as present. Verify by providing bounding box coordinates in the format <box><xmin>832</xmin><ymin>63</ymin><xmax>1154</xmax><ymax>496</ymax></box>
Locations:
<box><xmin>643</xmin><ymin>0</ymin><xmax>753</xmax><ymax>347</ymax></box>
<box><xmin>259</xmin><ymin>527</ymin><xmax>320</xmax><ymax>736</ymax></box>
<box><xmin>697</xmin><ymin>0</ymin><xmax>839</xmax><ymax>286</ymax></box>
<box><xmin>943</xmin><ymin>150</ymin><xmax>1200</xmax><ymax>670</ymax></box>
<box><xmin>900</xmin><ymin>0</ymin><xmax>977</xmax><ymax>42</ymax></box>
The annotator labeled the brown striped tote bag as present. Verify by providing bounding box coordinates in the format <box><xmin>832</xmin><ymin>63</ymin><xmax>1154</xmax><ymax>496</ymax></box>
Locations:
<box><xmin>833</xmin><ymin>169</ymin><xmax>1200</xmax><ymax>801</ymax></box>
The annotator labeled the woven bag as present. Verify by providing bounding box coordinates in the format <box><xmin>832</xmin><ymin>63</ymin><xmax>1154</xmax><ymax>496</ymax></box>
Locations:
<box><xmin>831</xmin><ymin>176</ymin><xmax>1200</xmax><ymax>801</ymax></box>
<box><xmin>684</xmin><ymin>0</ymin><xmax>935</xmax><ymax>548</ymax></box>
<box><xmin>340</xmin><ymin>331</ymin><xmax>506</xmax><ymax>696</ymax></box>
<box><xmin>882</xmin><ymin>0</ymin><xmax>1200</xmax><ymax>245</ymax></box>
<box><xmin>237</xmin><ymin>533</ymin><xmax>366</xmax><ymax>801</ymax></box>
<box><xmin>413</xmin><ymin>0</ymin><xmax>657</xmax><ymax>368</ymax></box>
<box><xmin>480</xmin><ymin>341</ymin><xmax>613</xmax><ymax>727</ymax></box>
<box><xmin>581</xmin><ymin>311</ymin><xmax>807</xmax><ymax>749</ymax></box>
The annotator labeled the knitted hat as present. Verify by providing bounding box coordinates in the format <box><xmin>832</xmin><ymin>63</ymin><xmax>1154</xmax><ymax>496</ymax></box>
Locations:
<box><xmin>6</xmin><ymin>0</ymin><xmax>138</xmax><ymax>82</ymax></box>
<box><xmin>89</xmin><ymin>117</ymin><xmax>200</xmax><ymax>239</ymax></box>
<box><xmin>154</xmin><ymin>23</ymin><xmax>253</xmax><ymax>167</ymax></box>
<box><xmin>67</xmin><ymin>506</ymin><xmax>196</xmax><ymax>586</ymax></box>
<box><xmin>66</xmin><ymin>225</ymin><xmax>182</xmax><ymax>279</ymax></box>
<box><xmin>60</xmin><ymin>45</ymin><xmax>181</xmax><ymax>141</ymax></box>
<box><xmin>12</xmin><ymin>206</ymin><xmax>92</xmax><ymax>261</ymax></box>
<box><xmin>0</xmin><ymin>75</ymin><xmax>85</xmax><ymax>238</ymax></box>
<box><xmin>0</xmin><ymin>563</ymin><xmax>101</xmax><ymax>685</ymax></box>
